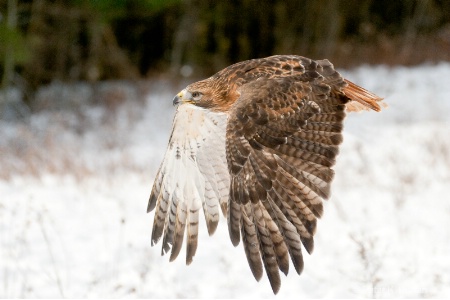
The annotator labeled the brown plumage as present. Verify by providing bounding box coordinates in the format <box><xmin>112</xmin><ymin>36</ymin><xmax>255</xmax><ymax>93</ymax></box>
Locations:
<box><xmin>148</xmin><ymin>55</ymin><xmax>385</xmax><ymax>294</ymax></box>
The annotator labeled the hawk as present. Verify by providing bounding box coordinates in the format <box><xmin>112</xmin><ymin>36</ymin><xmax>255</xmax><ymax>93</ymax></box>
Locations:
<box><xmin>148</xmin><ymin>55</ymin><xmax>385</xmax><ymax>294</ymax></box>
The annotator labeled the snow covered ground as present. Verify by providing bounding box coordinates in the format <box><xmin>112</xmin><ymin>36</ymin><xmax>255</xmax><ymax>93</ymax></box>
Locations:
<box><xmin>1</xmin><ymin>63</ymin><xmax>450</xmax><ymax>298</ymax></box>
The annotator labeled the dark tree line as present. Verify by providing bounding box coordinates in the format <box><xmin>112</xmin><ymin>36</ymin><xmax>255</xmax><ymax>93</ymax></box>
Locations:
<box><xmin>1</xmin><ymin>0</ymin><xmax>450</xmax><ymax>97</ymax></box>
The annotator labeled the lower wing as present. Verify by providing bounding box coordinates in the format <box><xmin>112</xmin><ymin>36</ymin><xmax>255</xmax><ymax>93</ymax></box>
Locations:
<box><xmin>148</xmin><ymin>104</ymin><xmax>230</xmax><ymax>264</ymax></box>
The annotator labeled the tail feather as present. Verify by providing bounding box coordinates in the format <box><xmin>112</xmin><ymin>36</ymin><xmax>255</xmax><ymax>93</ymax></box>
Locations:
<box><xmin>343</xmin><ymin>79</ymin><xmax>386</xmax><ymax>112</ymax></box>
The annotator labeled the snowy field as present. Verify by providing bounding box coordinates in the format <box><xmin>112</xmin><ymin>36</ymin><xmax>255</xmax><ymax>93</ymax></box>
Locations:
<box><xmin>1</xmin><ymin>63</ymin><xmax>450</xmax><ymax>298</ymax></box>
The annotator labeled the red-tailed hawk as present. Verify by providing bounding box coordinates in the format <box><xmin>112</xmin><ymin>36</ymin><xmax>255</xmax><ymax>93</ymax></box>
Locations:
<box><xmin>148</xmin><ymin>55</ymin><xmax>385</xmax><ymax>294</ymax></box>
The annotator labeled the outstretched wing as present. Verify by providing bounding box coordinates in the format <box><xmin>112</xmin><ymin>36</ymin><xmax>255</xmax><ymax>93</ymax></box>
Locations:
<box><xmin>225</xmin><ymin>60</ymin><xmax>350</xmax><ymax>294</ymax></box>
<box><xmin>148</xmin><ymin>104</ymin><xmax>229</xmax><ymax>264</ymax></box>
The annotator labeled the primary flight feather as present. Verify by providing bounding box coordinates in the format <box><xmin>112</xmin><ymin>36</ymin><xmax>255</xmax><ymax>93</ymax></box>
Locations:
<box><xmin>148</xmin><ymin>55</ymin><xmax>385</xmax><ymax>294</ymax></box>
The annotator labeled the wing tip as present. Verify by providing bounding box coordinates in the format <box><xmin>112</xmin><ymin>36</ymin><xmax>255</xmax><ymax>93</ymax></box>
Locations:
<box><xmin>186</xmin><ymin>239</ymin><xmax>198</xmax><ymax>265</ymax></box>
<box><xmin>206</xmin><ymin>219</ymin><xmax>219</xmax><ymax>236</ymax></box>
<box><xmin>272</xmin><ymin>283</ymin><xmax>281</xmax><ymax>295</ymax></box>
<box><xmin>147</xmin><ymin>192</ymin><xmax>157</xmax><ymax>213</ymax></box>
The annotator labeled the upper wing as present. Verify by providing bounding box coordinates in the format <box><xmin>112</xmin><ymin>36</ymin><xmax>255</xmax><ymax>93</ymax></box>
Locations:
<box><xmin>225</xmin><ymin>60</ymin><xmax>350</xmax><ymax>293</ymax></box>
<box><xmin>148</xmin><ymin>104</ymin><xmax>229</xmax><ymax>264</ymax></box>
<box><xmin>212</xmin><ymin>54</ymin><xmax>385</xmax><ymax>113</ymax></box>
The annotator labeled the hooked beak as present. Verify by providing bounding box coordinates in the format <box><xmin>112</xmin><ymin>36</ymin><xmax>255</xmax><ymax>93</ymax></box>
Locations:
<box><xmin>173</xmin><ymin>89</ymin><xmax>189</xmax><ymax>106</ymax></box>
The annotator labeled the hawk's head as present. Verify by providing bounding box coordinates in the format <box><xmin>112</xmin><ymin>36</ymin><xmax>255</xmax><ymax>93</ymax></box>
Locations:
<box><xmin>173</xmin><ymin>78</ymin><xmax>238</xmax><ymax>112</ymax></box>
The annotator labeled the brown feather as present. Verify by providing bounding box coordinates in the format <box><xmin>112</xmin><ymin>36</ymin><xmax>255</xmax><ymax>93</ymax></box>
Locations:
<box><xmin>241</xmin><ymin>202</ymin><xmax>264</xmax><ymax>281</ymax></box>
<box><xmin>264</xmin><ymin>193</ymin><xmax>304</xmax><ymax>275</ymax></box>
<box><xmin>252</xmin><ymin>202</ymin><xmax>282</xmax><ymax>294</ymax></box>
<box><xmin>228</xmin><ymin>191</ymin><xmax>242</xmax><ymax>246</ymax></box>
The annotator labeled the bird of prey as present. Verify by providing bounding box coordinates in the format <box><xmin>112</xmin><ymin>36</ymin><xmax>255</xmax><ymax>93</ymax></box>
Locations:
<box><xmin>148</xmin><ymin>55</ymin><xmax>385</xmax><ymax>294</ymax></box>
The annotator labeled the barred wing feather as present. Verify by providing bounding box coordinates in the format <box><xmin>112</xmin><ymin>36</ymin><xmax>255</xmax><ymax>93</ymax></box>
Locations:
<box><xmin>148</xmin><ymin>104</ymin><xmax>229</xmax><ymax>264</ymax></box>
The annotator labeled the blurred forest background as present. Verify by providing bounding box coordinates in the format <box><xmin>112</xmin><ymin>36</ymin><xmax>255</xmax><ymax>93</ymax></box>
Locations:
<box><xmin>1</xmin><ymin>0</ymin><xmax>450</xmax><ymax>111</ymax></box>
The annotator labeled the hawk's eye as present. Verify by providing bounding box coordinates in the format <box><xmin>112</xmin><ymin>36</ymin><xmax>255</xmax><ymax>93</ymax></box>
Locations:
<box><xmin>191</xmin><ymin>91</ymin><xmax>202</xmax><ymax>100</ymax></box>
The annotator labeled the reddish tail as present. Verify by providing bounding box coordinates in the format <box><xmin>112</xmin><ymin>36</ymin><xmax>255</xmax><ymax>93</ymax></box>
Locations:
<box><xmin>343</xmin><ymin>79</ymin><xmax>386</xmax><ymax>112</ymax></box>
